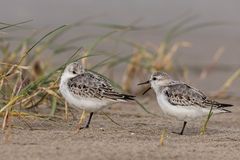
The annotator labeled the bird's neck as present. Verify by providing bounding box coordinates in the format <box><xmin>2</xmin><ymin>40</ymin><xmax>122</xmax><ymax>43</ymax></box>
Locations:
<box><xmin>152</xmin><ymin>85</ymin><xmax>166</xmax><ymax>95</ymax></box>
<box><xmin>60</xmin><ymin>72</ymin><xmax>74</xmax><ymax>86</ymax></box>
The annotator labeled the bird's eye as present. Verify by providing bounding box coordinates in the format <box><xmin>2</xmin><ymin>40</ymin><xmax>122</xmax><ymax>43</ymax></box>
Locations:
<box><xmin>152</xmin><ymin>77</ymin><xmax>157</xmax><ymax>80</ymax></box>
<box><xmin>73</xmin><ymin>71</ymin><xmax>77</xmax><ymax>74</ymax></box>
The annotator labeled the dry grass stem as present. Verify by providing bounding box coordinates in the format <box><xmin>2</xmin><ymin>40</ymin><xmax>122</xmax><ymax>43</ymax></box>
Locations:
<box><xmin>64</xmin><ymin>101</ymin><xmax>69</xmax><ymax>121</ymax></box>
<box><xmin>214</xmin><ymin>68</ymin><xmax>240</xmax><ymax>98</ymax></box>
<box><xmin>77</xmin><ymin>110</ymin><xmax>86</xmax><ymax>130</ymax></box>
<box><xmin>159</xmin><ymin>129</ymin><xmax>167</xmax><ymax>146</ymax></box>
<box><xmin>200</xmin><ymin>47</ymin><xmax>225</xmax><ymax>80</ymax></box>
<box><xmin>122</xmin><ymin>51</ymin><xmax>142</xmax><ymax>92</ymax></box>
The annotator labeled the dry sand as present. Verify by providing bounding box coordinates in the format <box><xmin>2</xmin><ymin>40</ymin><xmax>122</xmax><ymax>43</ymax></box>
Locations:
<box><xmin>0</xmin><ymin>98</ymin><xmax>239</xmax><ymax>160</ymax></box>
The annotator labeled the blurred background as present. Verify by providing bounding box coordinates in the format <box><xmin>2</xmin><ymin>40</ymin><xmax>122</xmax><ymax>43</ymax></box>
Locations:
<box><xmin>0</xmin><ymin>0</ymin><xmax>239</xmax><ymax>96</ymax></box>
<box><xmin>1</xmin><ymin>1</ymin><xmax>240</xmax><ymax>158</ymax></box>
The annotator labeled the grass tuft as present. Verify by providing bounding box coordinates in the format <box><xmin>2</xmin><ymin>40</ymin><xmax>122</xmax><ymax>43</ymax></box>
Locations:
<box><xmin>0</xmin><ymin>18</ymin><xmax>237</xmax><ymax>132</ymax></box>
<box><xmin>200</xmin><ymin>105</ymin><xmax>213</xmax><ymax>135</ymax></box>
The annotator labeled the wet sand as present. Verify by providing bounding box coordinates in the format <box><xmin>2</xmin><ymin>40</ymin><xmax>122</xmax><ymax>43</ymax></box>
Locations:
<box><xmin>0</xmin><ymin>97</ymin><xmax>239</xmax><ymax>160</ymax></box>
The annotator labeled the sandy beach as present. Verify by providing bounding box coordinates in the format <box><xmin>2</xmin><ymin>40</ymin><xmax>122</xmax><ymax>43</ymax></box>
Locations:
<box><xmin>0</xmin><ymin>97</ymin><xmax>239</xmax><ymax>160</ymax></box>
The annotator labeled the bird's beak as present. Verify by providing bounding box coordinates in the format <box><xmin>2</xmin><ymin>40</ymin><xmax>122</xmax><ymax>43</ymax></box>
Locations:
<box><xmin>138</xmin><ymin>80</ymin><xmax>151</xmax><ymax>95</ymax></box>
<box><xmin>137</xmin><ymin>80</ymin><xmax>150</xmax><ymax>85</ymax></box>
<box><xmin>142</xmin><ymin>87</ymin><xmax>151</xmax><ymax>95</ymax></box>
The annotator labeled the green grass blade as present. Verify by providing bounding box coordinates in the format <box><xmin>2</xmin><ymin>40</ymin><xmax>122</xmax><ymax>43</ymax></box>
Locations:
<box><xmin>88</xmin><ymin>30</ymin><xmax>117</xmax><ymax>54</ymax></box>
<box><xmin>50</xmin><ymin>96</ymin><xmax>57</xmax><ymax>117</ymax></box>
<box><xmin>200</xmin><ymin>105</ymin><xmax>213</xmax><ymax>135</ymax></box>
<box><xmin>90</xmin><ymin>55</ymin><xmax>116</xmax><ymax>70</ymax></box>
<box><xmin>172</xmin><ymin>21</ymin><xmax>226</xmax><ymax>39</ymax></box>
<box><xmin>134</xmin><ymin>99</ymin><xmax>160</xmax><ymax>117</ymax></box>
<box><xmin>0</xmin><ymin>20</ymin><xmax>33</xmax><ymax>30</ymax></box>
<box><xmin>18</xmin><ymin>25</ymin><xmax>67</xmax><ymax>65</ymax></box>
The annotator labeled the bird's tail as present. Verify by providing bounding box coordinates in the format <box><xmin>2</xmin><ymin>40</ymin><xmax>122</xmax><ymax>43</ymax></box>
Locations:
<box><xmin>103</xmin><ymin>92</ymin><xmax>135</xmax><ymax>101</ymax></box>
<box><xmin>121</xmin><ymin>94</ymin><xmax>135</xmax><ymax>101</ymax></box>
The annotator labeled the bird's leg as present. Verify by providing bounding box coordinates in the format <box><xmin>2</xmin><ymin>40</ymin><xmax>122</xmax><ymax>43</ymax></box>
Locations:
<box><xmin>82</xmin><ymin>112</ymin><xmax>94</xmax><ymax>129</ymax></box>
<box><xmin>172</xmin><ymin>121</ymin><xmax>187</xmax><ymax>135</ymax></box>
<box><xmin>179</xmin><ymin>121</ymin><xmax>187</xmax><ymax>135</ymax></box>
<box><xmin>76</xmin><ymin>110</ymin><xmax>86</xmax><ymax>130</ymax></box>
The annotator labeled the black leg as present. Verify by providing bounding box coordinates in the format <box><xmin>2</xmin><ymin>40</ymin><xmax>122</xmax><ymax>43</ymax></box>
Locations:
<box><xmin>82</xmin><ymin>112</ymin><xmax>94</xmax><ymax>129</ymax></box>
<box><xmin>179</xmin><ymin>121</ymin><xmax>187</xmax><ymax>135</ymax></box>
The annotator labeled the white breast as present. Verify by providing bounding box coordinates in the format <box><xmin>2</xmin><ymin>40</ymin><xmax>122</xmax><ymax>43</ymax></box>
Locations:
<box><xmin>59</xmin><ymin>77</ymin><xmax>110</xmax><ymax>112</ymax></box>
<box><xmin>156</xmin><ymin>93</ymin><xmax>210</xmax><ymax>121</ymax></box>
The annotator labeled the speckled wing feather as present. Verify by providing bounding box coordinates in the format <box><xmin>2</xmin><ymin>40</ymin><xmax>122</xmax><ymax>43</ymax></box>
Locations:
<box><xmin>164</xmin><ymin>82</ymin><xmax>232</xmax><ymax>110</ymax></box>
<box><xmin>67</xmin><ymin>71</ymin><xmax>134</xmax><ymax>101</ymax></box>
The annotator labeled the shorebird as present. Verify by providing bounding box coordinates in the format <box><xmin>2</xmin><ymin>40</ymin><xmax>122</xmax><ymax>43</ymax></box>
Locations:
<box><xmin>138</xmin><ymin>72</ymin><xmax>233</xmax><ymax>135</ymax></box>
<box><xmin>59</xmin><ymin>61</ymin><xmax>135</xmax><ymax>130</ymax></box>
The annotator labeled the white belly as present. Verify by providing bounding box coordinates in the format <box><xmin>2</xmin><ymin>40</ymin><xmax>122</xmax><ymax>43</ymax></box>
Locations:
<box><xmin>156</xmin><ymin>94</ymin><xmax>211</xmax><ymax>121</ymax></box>
<box><xmin>59</xmin><ymin>83</ymin><xmax>109</xmax><ymax>112</ymax></box>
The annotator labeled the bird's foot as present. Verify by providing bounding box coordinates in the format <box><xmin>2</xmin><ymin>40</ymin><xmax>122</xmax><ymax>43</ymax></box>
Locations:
<box><xmin>172</xmin><ymin>131</ymin><xmax>183</xmax><ymax>135</ymax></box>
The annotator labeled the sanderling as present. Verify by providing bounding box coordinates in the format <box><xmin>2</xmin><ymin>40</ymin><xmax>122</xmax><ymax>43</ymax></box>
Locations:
<box><xmin>138</xmin><ymin>72</ymin><xmax>233</xmax><ymax>135</ymax></box>
<box><xmin>59</xmin><ymin>61</ymin><xmax>135</xmax><ymax>129</ymax></box>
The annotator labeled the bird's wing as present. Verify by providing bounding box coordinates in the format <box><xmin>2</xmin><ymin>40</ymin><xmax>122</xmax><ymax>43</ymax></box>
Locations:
<box><xmin>165</xmin><ymin>82</ymin><xmax>233</xmax><ymax>110</ymax></box>
<box><xmin>164</xmin><ymin>82</ymin><xmax>207</xmax><ymax>107</ymax></box>
<box><xmin>67</xmin><ymin>71</ymin><xmax>134</xmax><ymax>101</ymax></box>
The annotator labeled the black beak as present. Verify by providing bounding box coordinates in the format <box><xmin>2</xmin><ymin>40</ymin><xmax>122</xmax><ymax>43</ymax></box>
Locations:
<box><xmin>142</xmin><ymin>87</ymin><xmax>151</xmax><ymax>95</ymax></box>
<box><xmin>137</xmin><ymin>80</ymin><xmax>150</xmax><ymax>85</ymax></box>
<box><xmin>138</xmin><ymin>80</ymin><xmax>151</xmax><ymax>95</ymax></box>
